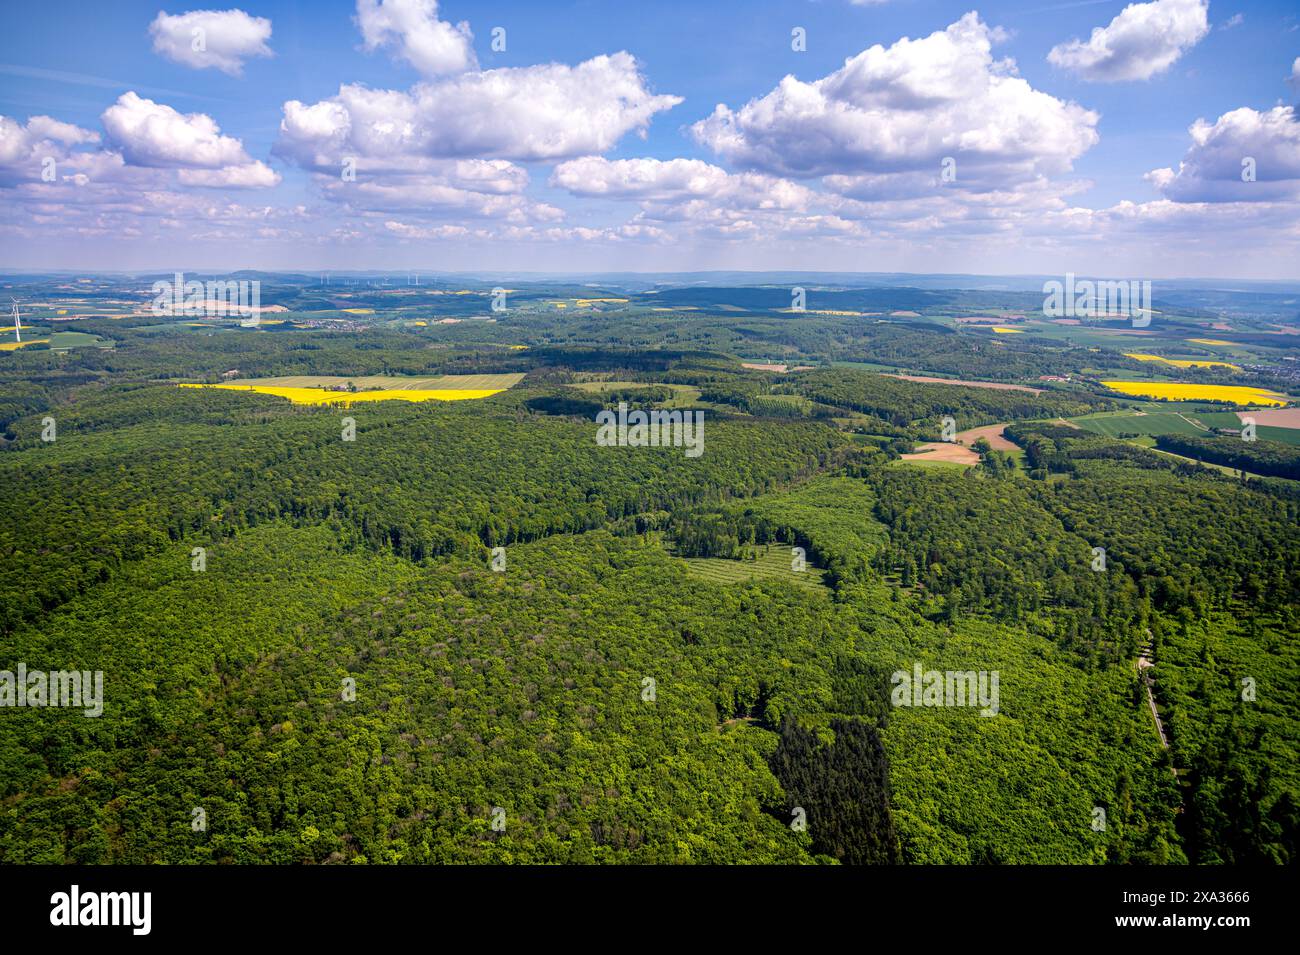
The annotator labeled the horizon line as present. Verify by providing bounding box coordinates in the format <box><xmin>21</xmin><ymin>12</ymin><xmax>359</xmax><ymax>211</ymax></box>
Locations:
<box><xmin>2</xmin><ymin>268</ymin><xmax>1298</xmax><ymax>287</ymax></box>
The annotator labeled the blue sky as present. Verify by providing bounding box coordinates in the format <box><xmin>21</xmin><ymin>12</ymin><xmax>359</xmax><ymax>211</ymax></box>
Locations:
<box><xmin>1</xmin><ymin>0</ymin><xmax>1297</xmax><ymax>277</ymax></box>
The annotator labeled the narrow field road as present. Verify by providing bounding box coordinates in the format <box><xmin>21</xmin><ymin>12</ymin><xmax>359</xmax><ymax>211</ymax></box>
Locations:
<box><xmin>1137</xmin><ymin>630</ymin><xmax>1170</xmax><ymax>750</ymax></box>
<box><xmin>1176</xmin><ymin>413</ymin><xmax>1211</xmax><ymax>432</ymax></box>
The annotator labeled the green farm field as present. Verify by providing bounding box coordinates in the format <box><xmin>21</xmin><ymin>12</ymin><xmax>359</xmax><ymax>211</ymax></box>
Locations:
<box><xmin>892</xmin><ymin>457</ymin><xmax>975</xmax><ymax>471</ymax></box>
<box><xmin>49</xmin><ymin>331</ymin><xmax>110</xmax><ymax>349</ymax></box>
<box><xmin>680</xmin><ymin>547</ymin><xmax>830</xmax><ymax>592</ymax></box>
<box><xmin>1070</xmin><ymin>411</ymin><xmax>1208</xmax><ymax>438</ymax></box>
<box><xmin>571</xmin><ymin>380</ymin><xmax>703</xmax><ymax>407</ymax></box>
<box><xmin>1069</xmin><ymin>409</ymin><xmax>1300</xmax><ymax>445</ymax></box>
<box><xmin>1193</xmin><ymin>412</ymin><xmax>1300</xmax><ymax>446</ymax></box>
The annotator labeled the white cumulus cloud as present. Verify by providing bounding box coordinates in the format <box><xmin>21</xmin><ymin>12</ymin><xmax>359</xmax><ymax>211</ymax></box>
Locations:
<box><xmin>323</xmin><ymin>175</ymin><xmax>560</xmax><ymax>222</ymax></box>
<box><xmin>177</xmin><ymin>162</ymin><xmax>280</xmax><ymax>187</ymax></box>
<box><xmin>553</xmin><ymin>156</ymin><xmax>819</xmax><ymax>214</ymax></box>
<box><xmin>551</xmin><ymin>157</ymin><xmax>730</xmax><ymax>200</ymax></box>
<box><xmin>149</xmin><ymin>9</ymin><xmax>273</xmax><ymax>76</ymax></box>
<box><xmin>1145</xmin><ymin>106</ymin><xmax>1300</xmax><ymax>202</ymax></box>
<box><xmin>101</xmin><ymin>92</ymin><xmax>279</xmax><ymax>184</ymax></box>
<box><xmin>691</xmin><ymin>12</ymin><xmax>1098</xmax><ymax>187</ymax></box>
<box><xmin>1047</xmin><ymin>0</ymin><xmax>1208</xmax><ymax>82</ymax></box>
<box><xmin>0</xmin><ymin>115</ymin><xmax>102</xmax><ymax>186</ymax></box>
<box><xmin>356</xmin><ymin>0</ymin><xmax>476</xmax><ymax>76</ymax></box>
<box><xmin>276</xmin><ymin>53</ymin><xmax>681</xmax><ymax>166</ymax></box>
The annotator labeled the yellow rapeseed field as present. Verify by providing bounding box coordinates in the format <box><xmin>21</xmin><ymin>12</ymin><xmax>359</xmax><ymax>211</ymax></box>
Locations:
<box><xmin>990</xmin><ymin>326</ymin><xmax>1023</xmax><ymax>334</ymax></box>
<box><xmin>1187</xmin><ymin>339</ymin><xmax>1234</xmax><ymax>346</ymax></box>
<box><xmin>1102</xmin><ymin>381</ymin><xmax>1289</xmax><ymax>406</ymax></box>
<box><xmin>0</xmin><ymin>339</ymin><xmax>49</xmax><ymax>350</ymax></box>
<box><xmin>179</xmin><ymin>383</ymin><xmax>503</xmax><ymax>405</ymax></box>
<box><xmin>1124</xmin><ymin>353</ymin><xmax>1240</xmax><ymax>371</ymax></box>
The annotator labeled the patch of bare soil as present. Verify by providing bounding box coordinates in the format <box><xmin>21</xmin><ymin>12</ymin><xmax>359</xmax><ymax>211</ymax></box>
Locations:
<box><xmin>955</xmin><ymin>424</ymin><xmax>1016</xmax><ymax>451</ymax></box>
<box><xmin>1238</xmin><ymin>408</ymin><xmax>1300</xmax><ymax>428</ymax></box>
<box><xmin>884</xmin><ymin>374</ymin><xmax>1042</xmax><ymax>394</ymax></box>
<box><xmin>901</xmin><ymin>442</ymin><xmax>981</xmax><ymax>465</ymax></box>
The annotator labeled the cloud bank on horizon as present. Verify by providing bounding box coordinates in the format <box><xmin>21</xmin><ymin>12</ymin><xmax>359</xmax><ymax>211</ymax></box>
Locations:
<box><xmin>0</xmin><ymin>0</ymin><xmax>1297</xmax><ymax>278</ymax></box>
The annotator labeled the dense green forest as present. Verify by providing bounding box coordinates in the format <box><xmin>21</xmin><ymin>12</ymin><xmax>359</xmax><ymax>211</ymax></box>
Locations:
<box><xmin>788</xmin><ymin>368</ymin><xmax>1108</xmax><ymax>435</ymax></box>
<box><xmin>1154</xmin><ymin>433</ymin><xmax>1300</xmax><ymax>481</ymax></box>
<box><xmin>1</xmin><ymin>297</ymin><xmax>1296</xmax><ymax>866</ymax></box>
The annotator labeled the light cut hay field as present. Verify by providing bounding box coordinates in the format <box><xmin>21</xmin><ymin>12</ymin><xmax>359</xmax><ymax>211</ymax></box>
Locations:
<box><xmin>1235</xmin><ymin>408</ymin><xmax>1300</xmax><ymax>429</ymax></box>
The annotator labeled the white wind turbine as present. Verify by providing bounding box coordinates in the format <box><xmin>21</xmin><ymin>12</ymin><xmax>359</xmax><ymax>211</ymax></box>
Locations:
<box><xmin>10</xmin><ymin>299</ymin><xmax>20</xmax><ymax>343</ymax></box>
